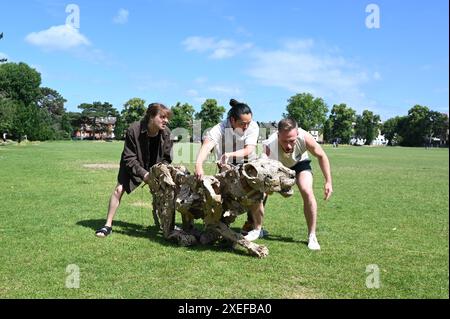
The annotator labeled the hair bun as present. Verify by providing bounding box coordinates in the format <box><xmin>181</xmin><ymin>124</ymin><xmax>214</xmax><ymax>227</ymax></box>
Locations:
<box><xmin>229</xmin><ymin>99</ymin><xmax>239</xmax><ymax>107</ymax></box>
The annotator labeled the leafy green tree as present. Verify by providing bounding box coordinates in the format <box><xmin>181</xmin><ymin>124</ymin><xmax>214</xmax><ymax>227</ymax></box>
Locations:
<box><xmin>195</xmin><ymin>99</ymin><xmax>225</xmax><ymax>133</ymax></box>
<box><xmin>284</xmin><ymin>93</ymin><xmax>328</xmax><ymax>131</ymax></box>
<box><xmin>381</xmin><ymin>116</ymin><xmax>402</xmax><ymax>146</ymax></box>
<box><xmin>66</xmin><ymin>111</ymin><xmax>83</xmax><ymax>129</ymax></box>
<box><xmin>322</xmin><ymin>118</ymin><xmax>334</xmax><ymax>143</ymax></box>
<box><xmin>37</xmin><ymin>87</ymin><xmax>67</xmax><ymax>118</ymax></box>
<box><xmin>354</xmin><ymin>115</ymin><xmax>364</xmax><ymax>139</ymax></box>
<box><xmin>0</xmin><ymin>98</ymin><xmax>16</xmax><ymax>134</ymax></box>
<box><xmin>78</xmin><ymin>101</ymin><xmax>119</xmax><ymax>118</ymax></box>
<box><xmin>429</xmin><ymin>111</ymin><xmax>449</xmax><ymax>145</ymax></box>
<box><xmin>59</xmin><ymin>113</ymin><xmax>72</xmax><ymax>139</ymax></box>
<box><xmin>37</xmin><ymin>87</ymin><xmax>70</xmax><ymax>139</ymax></box>
<box><xmin>12</xmin><ymin>102</ymin><xmax>55</xmax><ymax>142</ymax></box>
<box><xmin>354</xmin><ymin>110</ymin><xmax>381</xmax><ymax>145</ymax></box>
<box><xmin>121</xmin><ymin>98</ymin><xmax>146</xmax><ymax>126</ymax></box>
<box><xmin>0</xmin><ymin>32</ymin><xmax>6</xmax><ymax>63</ymax></box>
<box><xmin>170</xmin><ymin>102</ymin><xmax>195</xmax><ymax>130</ymax></box>
<box><xmin>326</xmin><ymin>103</ymin><xmax>356</xmax><ymax>144</ymax></box>
<box><xmin>382</xmin><ymin>109</ymin><xmax>448</xmax><ymax>147</ymax></box>
<box><xmin>114</xmin><ymin>115</ymin><xmax>127</xmax><ymax>140</ymax></box>
<box><xmin>170</xmin><ymin>102</ymin><xmax>195</xmax><ymax>143</ymax></box>
<box><xmin>399</xmin><ymin>105</ymin><xmax>431</xmax><ymax>146</ymax></box>
<box><xmin>0</xmin><ymin>62</ymin><xmax>41</xmax><ymax>105</ymax></box>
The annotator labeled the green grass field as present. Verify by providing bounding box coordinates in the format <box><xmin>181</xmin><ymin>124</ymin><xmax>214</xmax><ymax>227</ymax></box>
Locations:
<box><xmin>0</xmin><ymin>141</ymin><xmax>448</xmax><ymax>298</ymax></box>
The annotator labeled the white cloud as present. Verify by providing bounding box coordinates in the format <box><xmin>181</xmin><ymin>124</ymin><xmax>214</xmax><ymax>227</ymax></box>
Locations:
<box><xmin>235</xmin><ymin>26</ymin><xmax>252</xmax><ymax>37</ymax></box>
<box><xmin>182</xmin><ymin>36</ymin><xmax>253</xmax><ymax>59</ymax></box>
<box><xmin>247</xmin><ymin>39</ymin><xmax>373</xmax><ymax>108</ymax></box>
<box><xmin>25</xmin><ymin>25</ymin><xmax>90</xmax><ymax>51</ymax></box>
<box><xmin>281</xmin><ymin>38</ymin><xmax>315</xmax><ymax>51</ymax></box>
<box><xmin>224</xmin><ymin>16</ymin><xmax>235</xmax><ymax>22</ymax></box>
<box><xmin>208</xmin><ymin>85</ymin><xmax>241</xmax><ymax>95</ymax></box>
<box><xmin>186</xmin><ymin>89</ymin><xmax>199</xmax><ymax>96</ymax></box>
<box><xmin>24</xmin><ymin>25</ymin><xmax>117</xmax><ymax>66</ymax></box>
<box><xmin>73</xmin><ymin>47</ymin><xmax>115</xmax><ymax>66</ymax></box>
<box><xmin>193</xmin><ymin>96</ymin><xmax>209</xmax><ymax>104</ymax></box>
<box><xmin>134</xmin><ymin>75</ymin><xmax>175</xmax><ymax>91</ymax></box>
<box><xmin>113</xmin><ymin>9</ymin><xmax>129</xmax><ymax>24</ymax></box>
<box><xmin>194</xmin><ymin>77</ymin><xmax>208</xmax><ymax>84</ymax></box>
<box><xmin>183</xmin><ymin>36</ymin><xmax>216</xmax><ymax>52</ymax></box>
<box><xmin>373</xmin><ymin>71</ymin><xmax>382</xmax><ymax>80</ymax></box>
<box><xmin>184</xmin><ymin>89</ymin><xmax>208</xmax><ymax>105</ymax></box>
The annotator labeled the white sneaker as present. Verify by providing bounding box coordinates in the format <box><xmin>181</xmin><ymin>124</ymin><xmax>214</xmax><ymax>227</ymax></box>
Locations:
<box><xmin>244</xmin><ymin>229</ymin><xmax>262</xmax><ymax>241</ymax></box>
<box><xmin>308</xmin><ymin>234</ymin><xmax>321</xmax><ymax>250</ymax></box>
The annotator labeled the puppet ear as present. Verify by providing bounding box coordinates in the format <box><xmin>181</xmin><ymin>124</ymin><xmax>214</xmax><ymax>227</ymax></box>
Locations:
<box><xmin>242</xmin><ymin>163</ymin><xmax>257</xmax><ymax>182</ymax></box>
<box><xmin>241</xmin><ymin>163</ymin><xmax>262</xmax><ymax>191</ymax></box>
<box><xmin>159</xmin><ymin>165</ymin><xmax>175</xmax><ymax>186</ymax></box>
<box><xmin>202</xmin><ymin>177</ymin><xmax>222</xmax><ymax>203</ymax></box>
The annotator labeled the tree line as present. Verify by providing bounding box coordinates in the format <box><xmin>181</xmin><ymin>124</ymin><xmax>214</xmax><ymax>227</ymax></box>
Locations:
<box><xmin>1</xmin><ymin>62</ymin><xmax>448</xmax><ymax>146</ymax></box>
<box><xmin>0</xmin><ymin>62</ymin><xmax>226</xmax><ymax>142</ymax></box>
<box><xmin>285</xmin><ymin>93</ymin><xmax>448</xmax><ymax>146</ymax></box>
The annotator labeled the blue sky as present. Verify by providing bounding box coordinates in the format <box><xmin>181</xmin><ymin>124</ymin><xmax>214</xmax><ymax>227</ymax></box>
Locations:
<box><xmin>1</xmin><ymin>0</ymin><xmax>448</xmax><ymax>121</ymax></box>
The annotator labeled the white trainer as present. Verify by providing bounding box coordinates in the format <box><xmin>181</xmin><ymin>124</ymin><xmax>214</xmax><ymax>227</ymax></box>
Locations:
<box><xmin>308</xmin><ymin>234</ymin><xmax>321</xmax><ymax>250</ymax></box>
<box><xmin>244</xmin><ymin>229</ymin><xmax>262</xmax><ymax>241</ymax></box>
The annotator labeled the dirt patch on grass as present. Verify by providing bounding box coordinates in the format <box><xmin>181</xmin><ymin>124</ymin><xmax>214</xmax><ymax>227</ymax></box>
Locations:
<box><xmin>278</xmin><ymin>276</ymin><xmax>323</xmax><ymax>299</ymax></box>
<box><xmin>83</xmin><ymin>163</ymin><xmax>120</xmax><ymax>169</ymax></box>
<box><xmin>280</xmin><ymin>288</ymin><xmax>321</xmax><ymax>299</ymax></box>
<box><xmin>130</xmin><ymin>201</ymin><xmax>152</xmax><ymax>208</ymax></box>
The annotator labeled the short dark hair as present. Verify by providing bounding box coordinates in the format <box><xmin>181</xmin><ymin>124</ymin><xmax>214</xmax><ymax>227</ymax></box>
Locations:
<box><xmin>278</xmin><ymin>118</ymin><xmax>298</xmax><ymax>132</ymax></box>
<box><xmin>144</xmin><ymin>103</ymin><xmax>172</xmax><ymax>123</ymax></box>
<box><xmin>227</xmin><ymin>99</ymin><xmax>252</xmax><ymax>120</ymax></box>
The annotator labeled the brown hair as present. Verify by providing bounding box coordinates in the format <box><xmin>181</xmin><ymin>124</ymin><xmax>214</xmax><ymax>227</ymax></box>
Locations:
<box><xmin>278</xmin><ymin>118</ymin><xmax>298</xmax><ymax>132</ymax></box>
<box><xmin>144</xmin><ymin>103</ymin><xmax>172</xmax><ymax>123</ymax></box>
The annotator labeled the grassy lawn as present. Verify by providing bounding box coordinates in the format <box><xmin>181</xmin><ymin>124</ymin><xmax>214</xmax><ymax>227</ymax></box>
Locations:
<box><xmin>0</xmin><ymin>141</ymin><xmax>448</xmax><ymax>298</ymax></box>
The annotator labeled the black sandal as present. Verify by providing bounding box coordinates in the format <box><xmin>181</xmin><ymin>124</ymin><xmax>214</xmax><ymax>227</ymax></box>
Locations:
<box><xmin>95</xmin><ymin>226</ymin><xmax>112</xmax><ymax>237</ymax></box>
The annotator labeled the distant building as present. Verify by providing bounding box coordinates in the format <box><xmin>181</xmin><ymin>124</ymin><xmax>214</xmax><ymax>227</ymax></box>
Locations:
<box><xmin>257</xmin><ymin>121</ymin><xmax>278</xmax><ymax>141</ymax></box>
<box><xmin>308</xmin><ymin>127</ymin><xmax>324</xmax><ymax>143</ymax></box>
<box><xmin>73</xmin><ymin>116</ymin><xmax>116</xmax><ymax>140</ymax></box>
<box><xmin>371</xmin><ymin>130</ymin><xmax>387</xmax><ymax>146</ymax></box>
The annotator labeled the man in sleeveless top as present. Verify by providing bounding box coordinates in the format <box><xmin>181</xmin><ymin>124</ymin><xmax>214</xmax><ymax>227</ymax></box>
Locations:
<box><xmin>262</xmin><ymin>118</ymin><xmax>333</xmax><ymax>250</ymax></box>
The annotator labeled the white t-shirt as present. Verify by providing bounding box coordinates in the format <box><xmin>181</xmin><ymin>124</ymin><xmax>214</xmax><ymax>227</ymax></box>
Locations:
<box><xmin>262</xmin><ymin>128</ymin><xmax>309</xmax><ymax>168</ymax></box>
<box><xmin>205</xmin><ymin>119</ymin><xmax>259</xmax><ymax>164</ymax></box>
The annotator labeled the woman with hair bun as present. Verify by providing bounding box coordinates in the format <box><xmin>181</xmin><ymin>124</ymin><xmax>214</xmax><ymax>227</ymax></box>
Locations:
<box><xmin>194</xmin><ymin>99</ymin><xmax>266</xmax><ymax>241</ymax></box>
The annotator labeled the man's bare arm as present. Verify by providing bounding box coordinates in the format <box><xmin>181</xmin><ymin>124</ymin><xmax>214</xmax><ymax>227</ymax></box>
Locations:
<box><xmin>305</xmin><ymin>133</ymin><xmax>333</xmax><ymax>200</ymax></box>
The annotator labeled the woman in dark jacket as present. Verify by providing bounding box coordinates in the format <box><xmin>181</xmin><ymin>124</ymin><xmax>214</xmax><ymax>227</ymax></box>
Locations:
<box><xmin>95</xmin><ymin>103</ymin><xmax>173</xmax><ymax>237</ymax></box>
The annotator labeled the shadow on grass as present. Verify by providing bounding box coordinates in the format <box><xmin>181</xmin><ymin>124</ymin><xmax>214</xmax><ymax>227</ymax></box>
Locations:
<box><xmin>228</xmin><ymin>226</ymin><xmax>305</xmax><ymax>245</ymax></box>
<box><xmin>76</xmin><ymin>218</ymin><xmax>170</xmax><ymax>245</ymax></box>
<box><xmin>76</xmin><ymin>219</ymin><xmax>254</xmax><ymax>258</ymax></box>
